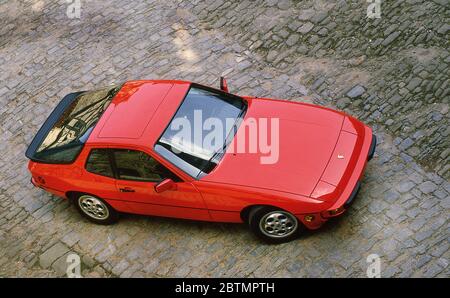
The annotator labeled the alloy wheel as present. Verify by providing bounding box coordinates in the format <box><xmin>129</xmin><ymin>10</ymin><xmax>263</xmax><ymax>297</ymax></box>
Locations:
<box><xmin>259</xmin><ymin>211</ymin><xmax>298</xmax><ymax>238</ymax></box>
<box><xmin>78</xmin><ymin>195</ymin><xmax>110</xmax><ymax>220</ymax></box>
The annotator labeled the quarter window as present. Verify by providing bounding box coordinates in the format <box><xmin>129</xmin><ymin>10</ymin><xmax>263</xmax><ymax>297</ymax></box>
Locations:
<box><xmin>113</xmin><ymin>149</ymin><xmax>180</xmax><ymax>182</ymax></box>
<box><xmin>85</xmin><ymin>149</ymin><xmax>114</xmax><ymax>178</ymax></box>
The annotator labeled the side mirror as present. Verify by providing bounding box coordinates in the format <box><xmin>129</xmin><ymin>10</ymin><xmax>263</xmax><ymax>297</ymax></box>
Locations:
<box><xmin>154</xmin><ymin>179</ymin><xmax>177</xmax><ymax>193</ymax></box>
<box><xmin>220</xmin><ymin>77</ymin><xmax>229</xmax><ymax>93</ymax></box>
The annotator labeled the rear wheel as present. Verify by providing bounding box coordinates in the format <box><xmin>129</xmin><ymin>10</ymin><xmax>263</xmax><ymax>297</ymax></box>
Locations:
<box><xmin>248</xmin><ymin>206</ymin><xmax>302</xmax><ymax>244</ymax></box>
<box><xmin>73</xmin><ymin>194</ymin><xmax>119</xmax><ymax>225</ymax></box>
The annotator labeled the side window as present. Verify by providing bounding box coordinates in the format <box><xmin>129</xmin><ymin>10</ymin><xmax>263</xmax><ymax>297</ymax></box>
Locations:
<box><xmin>85</xmin><ymin>149</ymin><xmax>114</xmax><ymax>178</ymax></box>
<box><xmin>113</xmin><ymin>149</ymin><xmax>180</xmax><ymax>182</ymax></box>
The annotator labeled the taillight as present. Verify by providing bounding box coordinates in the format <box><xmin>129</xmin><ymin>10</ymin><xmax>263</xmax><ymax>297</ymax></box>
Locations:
<box><xmin>36</xmin><ymin>176</ymin><xmax>46</xmax><ymax>185</ymax></box>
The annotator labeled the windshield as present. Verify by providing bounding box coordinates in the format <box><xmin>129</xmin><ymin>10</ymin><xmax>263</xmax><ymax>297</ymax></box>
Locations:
<box><xmin>32</xmin><ymin>85</ymin><xmax>122</xmax><ymax>163</ymax></box>
<box><xmin>155</xmin><ymin>86</ymin><xmax>247</xmax><ymax>178</ymax></box>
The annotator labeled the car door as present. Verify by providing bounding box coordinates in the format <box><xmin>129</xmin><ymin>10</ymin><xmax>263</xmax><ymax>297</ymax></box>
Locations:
<box><xmin>111</xmin><ymin>148</ymin><xmax>211</xmax><ymax>221</ymax></box>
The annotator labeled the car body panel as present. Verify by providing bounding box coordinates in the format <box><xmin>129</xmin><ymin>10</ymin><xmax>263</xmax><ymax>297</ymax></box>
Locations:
<box><xmin>88</xmin><ymin>80</ymin><xmax>191</xmax><ymax>150</ymax></box>
<box><xmin>98</xmin><ymin>81</ymin><xmax>173</xmax><ymax>139</ymax></box>
<box><xmin>114</xmin><ymin>175</ymin><xmax>209</xmax><ymax>221</ymax></box>
<box><xmin>321</xmin><ymin>131</ymin><xmax>357</xmax><ymax>187</ymax></box>
<box><xmin>27</xmin><ymin>80</ymin><xmax>375</xmax><ymax>231</ymax></box>
<box><xmin>193</xmin><ymin>180</ymin><xmax>325</xmax><ymax>223</ymax></box>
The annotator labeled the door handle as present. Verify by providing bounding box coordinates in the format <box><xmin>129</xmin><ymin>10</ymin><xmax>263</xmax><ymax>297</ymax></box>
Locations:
<box><xmin>119</xmin><ymin>187</ymin><xmax>135</xmax><ymax>193</ymax></box>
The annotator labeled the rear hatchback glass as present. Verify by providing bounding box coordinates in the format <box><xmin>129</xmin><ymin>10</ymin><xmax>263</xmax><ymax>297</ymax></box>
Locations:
<box><xmin>26</xmin><ymin>85</ymin><xmax>122</xmax><ymax>163</ymax></box>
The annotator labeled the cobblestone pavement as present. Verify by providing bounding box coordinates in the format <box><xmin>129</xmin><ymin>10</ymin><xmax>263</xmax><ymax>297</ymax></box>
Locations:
<box><xmin>0</xmin><ymin>0</ymin><xmax>448</xmax><ymax>277</ymax></box>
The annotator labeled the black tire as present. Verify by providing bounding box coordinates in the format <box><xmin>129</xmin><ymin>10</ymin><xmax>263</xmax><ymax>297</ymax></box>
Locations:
<box><xmin>73</xmin><ymin>193</ymin><xmax>119</xmax><ymax>225</ymax></box>
<box><xmin>248</xmin><ymin>206</ymin><xmax>302</xmax><ymax>244</ymax></box>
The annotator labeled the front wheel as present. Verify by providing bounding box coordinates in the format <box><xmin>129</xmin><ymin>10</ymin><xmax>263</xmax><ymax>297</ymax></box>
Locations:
<box><xmin>73</xmin><ymin>194</ymin><xmax>119</xmax><ymax>225</ymax></box>
<box><xmin>248</xmin><ymin>207</ymin><xmax>302</xmax><ymax>244</ymax></box>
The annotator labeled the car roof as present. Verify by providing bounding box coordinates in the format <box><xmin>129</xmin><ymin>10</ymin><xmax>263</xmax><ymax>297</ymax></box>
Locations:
<box><xmin>86</xmin><ymin>80</ymin><xmax>191</xmax><ymax>149</ymax></box>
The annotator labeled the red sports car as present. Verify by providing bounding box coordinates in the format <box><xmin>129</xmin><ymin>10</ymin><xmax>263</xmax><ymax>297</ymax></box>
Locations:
<box><xmin>26</xmin><ymin>79</ymin><xmax>376</xmax><ymax>243</ymax></box>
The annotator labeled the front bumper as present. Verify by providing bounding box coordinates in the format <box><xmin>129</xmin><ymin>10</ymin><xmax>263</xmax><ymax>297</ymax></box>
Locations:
<box><xmin>344</xmin><ymin>181</ymin><xmax>361</xmax><ymax>208</ymax></box>
<box><xmin>329</xmin><ymin>132</ymin><xmax>376</xmax><ymax>212</ymax></box>
<box><xmin>298</xmin><ymin>132</ymin><xmax>376</xmax><ymax>229</ymax></box>
<box><xmin>368</xmin><ymin>134</ymin><xmax>377</xmax><ymax>161</ymax></box>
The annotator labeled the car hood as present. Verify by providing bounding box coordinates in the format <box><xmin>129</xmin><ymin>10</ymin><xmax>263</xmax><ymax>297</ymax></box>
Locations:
<box><xmin>201</xmin><ymin>98</ymin><xmax>345</xmax><ymax>197</ymax></box>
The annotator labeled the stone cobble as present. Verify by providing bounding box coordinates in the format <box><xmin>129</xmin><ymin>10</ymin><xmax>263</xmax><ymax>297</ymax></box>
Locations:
<box><xmin>0</xmin><ymin>0</ymin><xmax>448</xmax><ymax>277</ymax></box>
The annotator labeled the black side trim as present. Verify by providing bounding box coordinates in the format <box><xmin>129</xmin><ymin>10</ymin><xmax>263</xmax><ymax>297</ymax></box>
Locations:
<box><xmin>368</xmin><ymin>134</ymin><xmax>377</xmax><ymax>161</ymax></box>
<box><xmin>344</xmin><ymin>181</ymin><xmax>361</xmax><ymax>208</ymax></box>
<box><xmin>25</xmin><ymin>92</ymin><xmax>84</xmax><ymax>162</ymax></box>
